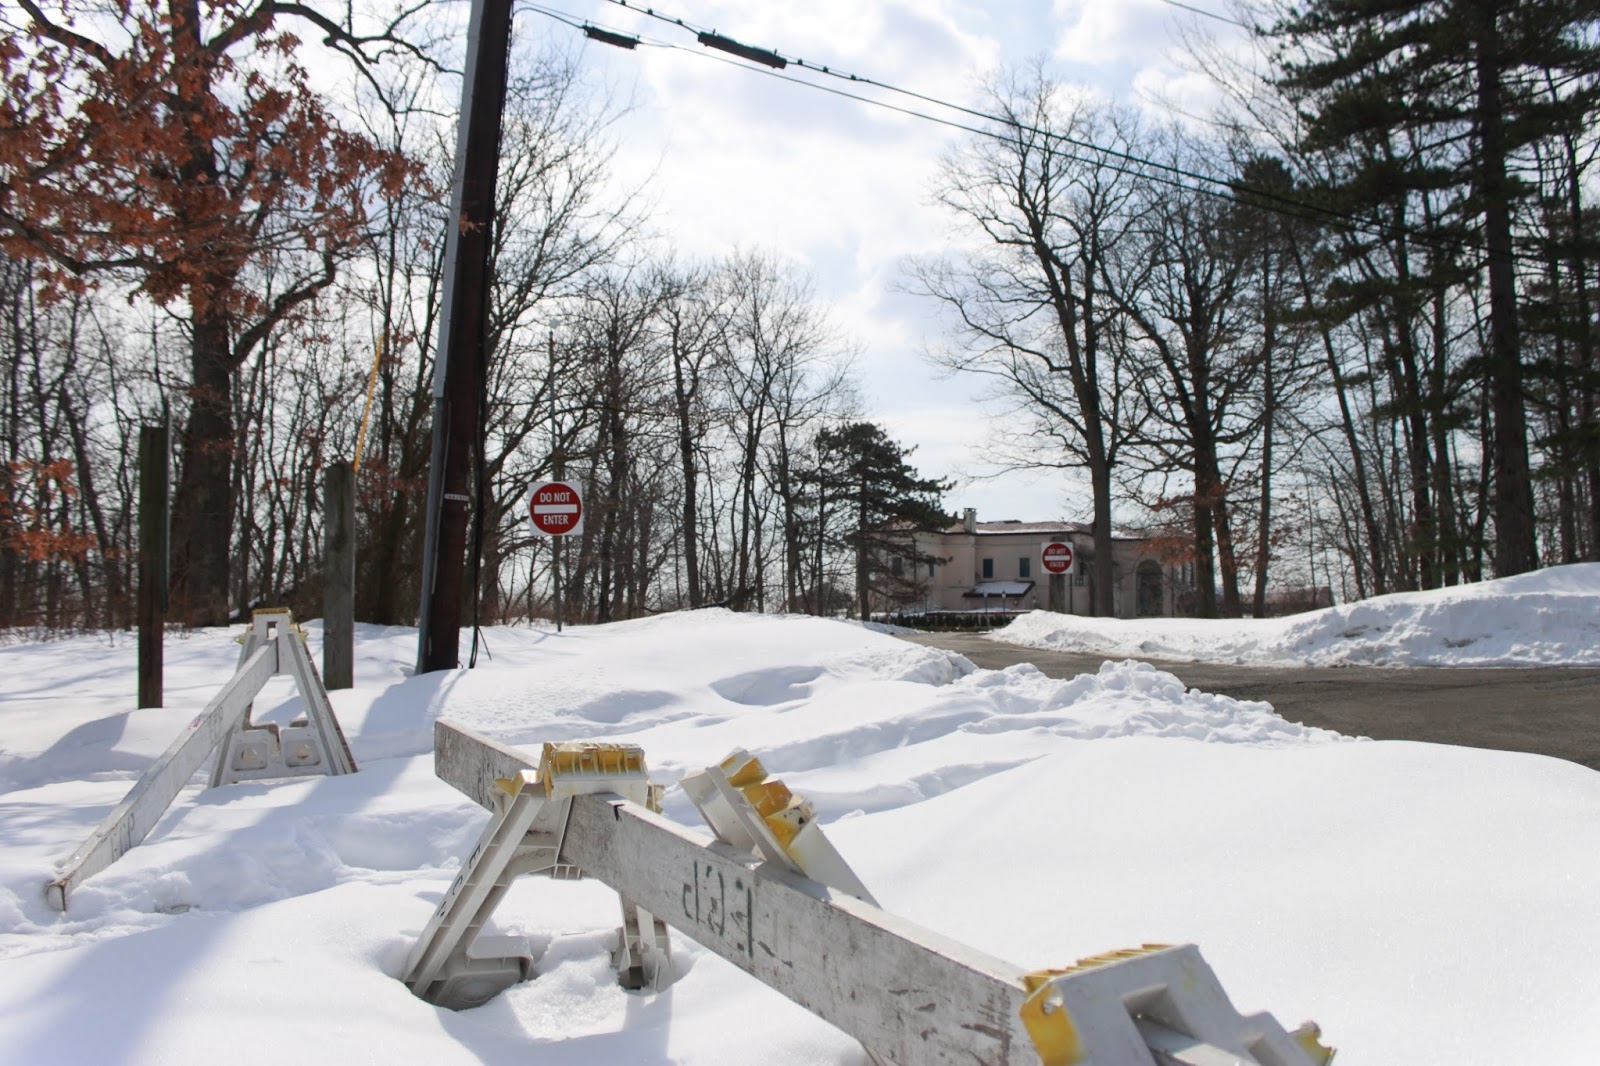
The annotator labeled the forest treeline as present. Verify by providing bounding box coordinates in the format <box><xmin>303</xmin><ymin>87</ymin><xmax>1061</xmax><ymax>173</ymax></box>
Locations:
<box><xmin>2</xmin><ymin>0</ymin><xmax>1597</xmax><ymax>634</ymax></box>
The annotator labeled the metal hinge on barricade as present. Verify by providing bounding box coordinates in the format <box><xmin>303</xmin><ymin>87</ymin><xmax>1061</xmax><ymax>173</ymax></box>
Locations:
<box><xmin>1020</xmin><ymin>945</ymin><xmax>1336</xmax><ymax>1065</ymax></box>
<box><xmin>680</xmin><ymin>748</ymin><xmax>878</xmax><ymax>904</ymax></box>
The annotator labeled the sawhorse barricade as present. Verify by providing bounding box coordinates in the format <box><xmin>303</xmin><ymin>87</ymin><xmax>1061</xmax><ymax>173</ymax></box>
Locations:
<box><xmin>406</xmin><ymin>721</ymin><xmax>1335</xmax><ymax>1066</ymax></box>
<box><xmin>47</xmin><ymin>608</ymin><xmax>357</xmax><ymax>911</ymax></box>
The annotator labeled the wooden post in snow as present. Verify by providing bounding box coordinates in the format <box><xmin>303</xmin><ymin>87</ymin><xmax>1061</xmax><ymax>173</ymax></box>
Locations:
<box><xmin>323</xmin><ymin>460</ymin><xmax>355</xmax><ymax>690</ymax></box>
<box><xmin>137</xmin><ymin>423</ymin><xmax>168</xmax><ymax>709</ymax></box>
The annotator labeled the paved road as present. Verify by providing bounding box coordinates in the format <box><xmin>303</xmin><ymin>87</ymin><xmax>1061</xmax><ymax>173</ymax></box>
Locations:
<box><xmin>900</xmin><ymin>631</ymin><xmax>1600</xmax><ymax>771</ymax></box>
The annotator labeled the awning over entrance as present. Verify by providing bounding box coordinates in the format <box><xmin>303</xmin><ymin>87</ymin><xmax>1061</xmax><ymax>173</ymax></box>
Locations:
<box><xmin>963</xmin><ymin>581</ymin><xmax>1035</xmax><ymax>598</ymax></box>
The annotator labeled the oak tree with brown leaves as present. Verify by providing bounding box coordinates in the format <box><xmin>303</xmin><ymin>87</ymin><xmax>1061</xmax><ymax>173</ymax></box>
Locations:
<box><xmin>2</xmin><ymin>0</ymin><xmax>417</xmax><ymax>624</ymax></box>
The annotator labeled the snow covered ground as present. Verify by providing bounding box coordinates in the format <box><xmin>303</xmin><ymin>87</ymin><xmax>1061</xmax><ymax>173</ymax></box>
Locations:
<box><xmin>0</xmin><ymin>572</ymin><xmax>1597</xmax><ymax>1065</ymax></box>
<box><xmin>1002</xmin><ymin>562</ymin><xmax>1600</xmax><ymax>666</ymax></box>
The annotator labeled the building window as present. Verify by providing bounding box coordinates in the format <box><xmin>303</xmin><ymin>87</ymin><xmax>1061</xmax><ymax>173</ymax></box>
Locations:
<box><xmin>890</xmin><ymin>555</ymin><xmax>903</xmax><ymax>576</ymax></box>
<box><xmin>1019</xmin><ymin>556</ymin><xmax>1031</xmax><ymax>579</ymax></box>
<box><xmin>927</xmin><ymin>560</ymin><xmax>936</xmax><ymax>578</ymax></box>
<box><xmin>1074</xmin><ymin>572</ymin><xmax>1087</xmax><ymax>587</ymax></box>
<box><xmin>981</xmin><ymin>557</ymin><xmax>994</xmax><ymax>579</ymax></box>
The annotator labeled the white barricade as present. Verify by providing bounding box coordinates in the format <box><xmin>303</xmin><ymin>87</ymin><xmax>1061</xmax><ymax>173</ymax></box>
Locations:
<box><xmin>409</xmin><ymin>721</ymin><xmax>1335</xmax><ymax>1066</ymax></box>
<box><xmin>47</xmin><ymin>608</ymin><xmax>356</xmax><ymax>911</ymax></box>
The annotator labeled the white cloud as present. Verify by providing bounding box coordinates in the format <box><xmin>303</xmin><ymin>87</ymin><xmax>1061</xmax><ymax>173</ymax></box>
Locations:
<box><xmin>535</xmin><ymin>0</ymin><xmax>1246</xmax><ymax>523</ymax></box>
<box><xmin>1052</xmin><ymin>0</ymin><xmax>1175</xmax><ymax>69</ymax></box>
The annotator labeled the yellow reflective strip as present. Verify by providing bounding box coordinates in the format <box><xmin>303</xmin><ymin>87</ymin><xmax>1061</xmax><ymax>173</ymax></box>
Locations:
<box><xmin>494</xmin><ymin>770</ymin><xmax>538</xmax><ymax>796</ymax></box>
<box><xmin>741</xmin><ymin>779</ymin><xmax>793</xmax><ymax>818</ymax></box>
<box><xmin>720</xmin><ymin>750</ymin><xmax>767</xmax><ymax>788</ymax></box>
<box><xmin>1019</xmin><ymin>977</ymin><xmax>1082</xmax><ymax>1066</ymax></box>
<box><xmin>541</xmin><ymin>742</ymin><xmax>646</xmax><ymax>777</ymax></box>
<box><xmin>763</xmin><ymin>797</ymin><xmax>815</xmax><ymax>850</ymax></box>
<box><xmin>1292</xmin><ymin>1023</ymin><xmax>1337</xmax><ymax>1065</ymax></box>
<box><xmin>1056</xmin><ymin>943</ymin><xmax>1173</xmax><ymax>976</ymax></box>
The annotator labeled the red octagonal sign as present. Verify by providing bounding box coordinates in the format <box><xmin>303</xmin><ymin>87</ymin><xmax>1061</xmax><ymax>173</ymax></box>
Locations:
<box><xmin>1041</xmin><ymin>541</ymin><xmax>1074</xmax><ymax>575</ymax></box>
<box><xmin>530</xmin><ymin>481</ymin><xmax>582</xmax><ymax>536</ymax></box>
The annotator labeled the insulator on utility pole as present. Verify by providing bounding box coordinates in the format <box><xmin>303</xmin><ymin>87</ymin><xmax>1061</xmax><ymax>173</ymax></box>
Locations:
<box><xmin>697</xmin><ymin>31</ymin><xmax>786</xmax><ymax>69</ymax></box>
<box><xmin>583</xmin><ymin>25</ymin><xmax>639</xmax><ymax>49</ymax></box>
<box><xmin>585</xmin><ymin>25</ymin><xmax>640</xmax><ymax>49</ymax></box>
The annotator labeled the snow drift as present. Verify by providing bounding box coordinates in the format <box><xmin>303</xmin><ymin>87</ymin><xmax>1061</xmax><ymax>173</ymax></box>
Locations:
<box><xmin>0</xmin><ymin>597</ymin><xmax>1595</xmax><ymax>1065</ymax></box>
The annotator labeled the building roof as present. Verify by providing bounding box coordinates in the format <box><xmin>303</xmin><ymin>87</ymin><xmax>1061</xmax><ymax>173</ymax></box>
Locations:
<box><xmin>971</xmin><ymin>520</ymin><xmax>1091</xmax><ymax>536</ymax></box>
<box><xmin>932</xmin><ymin>517</ymin><xmax>1151</xmax><ymax>542</ymax></box>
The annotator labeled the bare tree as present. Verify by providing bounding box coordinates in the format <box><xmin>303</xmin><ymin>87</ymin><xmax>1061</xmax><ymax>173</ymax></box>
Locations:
<box><xmin>909</xmin><ymin>70</ymin><xmax>1144</xmax><ymax>615</ymax></box>
<box><xmin>715</xmin><ymin>250</ymin><xmax>852</xmax><ymax>611</ymax></box>
<box><xmin>655</xmin><ymin>258</ymin><xmax>727</xmax><ymax>608</ymax></box>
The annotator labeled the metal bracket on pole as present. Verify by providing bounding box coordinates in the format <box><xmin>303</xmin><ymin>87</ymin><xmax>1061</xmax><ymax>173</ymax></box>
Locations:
<box><xmin>47</xmin><ymin>609</ymin><xmax>357</xmax><ymax>911</ymax></box>
<box><xmin>420</xmin><ymin>721</ymin><xmax>1335</xmax><ymax>1065</ymax></box>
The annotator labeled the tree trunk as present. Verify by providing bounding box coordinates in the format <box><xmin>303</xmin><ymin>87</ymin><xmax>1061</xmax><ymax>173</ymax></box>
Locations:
<box><xmin>1292</xmin><ymin>241</ymin><xmax>1388</xmax><ymax>595</ymax></box>
<box><xmin>1562</xmin><ymin>137</ymin><xmax>1600</xmax><ymax>561</ymax></box>
<box><xmin>1475</xmin><ymin>18</ymin><xmax>1538</xmax><ymax>576</ymax></box>
<box><xmin>1191</xmin><ymin>486</ymin><xmax>1217</xmax><ymax>619</ymax></box>
<box><xmin>672</xmin><ymin>327</ymin><xmax>702</xmax><ymax>608</ymax></box>
<box><xmin>855</xmin><ymin>482</ymin><xmax>870</xmax><ymax>619</ymax></box>
<box><xmin>59</xmin><ymin>386</ymin><xmax>121</xmax><ymax>623</ymax></box>
<box><xmin>1386</xmin><ymin>246</ymin><xmax>1438</xmax><ymax>590</ymax></box>
<box><xmin>1252</xmin><ymin>337</ymin><xmax>1275</xmax><ymax>617</ymax></box>
<box><xmin>1428</xmin><ymin>282</ymin><xmax>1462</xmax><ymax>584</ymax></box>
<box><xmin>170</xmin><ymin>309</ymin><xmax>235</xmax><ymax>626</ymax></box>
<box><xmin>1089</xmin><ymin>456</ymin><xmax>1116</xmax><ymax>617</ymax></box>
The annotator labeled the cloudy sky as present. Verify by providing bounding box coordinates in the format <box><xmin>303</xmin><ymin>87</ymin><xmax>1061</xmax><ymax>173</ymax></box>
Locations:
<box><xmin>517</xmin><ymin>0</ymin><xmax>1250</xmax><ymax>522</ymax></box>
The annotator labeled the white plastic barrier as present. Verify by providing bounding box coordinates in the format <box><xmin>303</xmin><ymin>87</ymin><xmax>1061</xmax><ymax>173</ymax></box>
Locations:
<box><xmin>47</xmin><ymin>609</ymin><xmax>356</xmax><ymax>911</ymax></box>
<box><xmin>413</xmin><ymin>721</ymin><xmax>1335</xmax><ymax>1065</ymax></box>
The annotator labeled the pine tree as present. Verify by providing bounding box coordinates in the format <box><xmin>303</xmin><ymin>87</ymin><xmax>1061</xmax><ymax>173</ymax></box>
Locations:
<box><xmin>803</xmin><ymin>423</ymin><xmax>949</xmax><ymax>619</ymax></box>
<box><xmin>1268</xmin><ymin>0</ymin><xmax>1600</xmax><ymax>576</ymax></box>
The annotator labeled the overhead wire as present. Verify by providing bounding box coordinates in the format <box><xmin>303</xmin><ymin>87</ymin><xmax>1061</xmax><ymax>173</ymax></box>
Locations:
<box><xmin>581</xmin><ymin>3</ymin><xmax>1329</xmax><ymax>216</ymax></box>
<box><xmin>526</xmin><ymin>0</ymin><xmax>1550</xmax><ymax>266</ymax></box>
<box><xmin>1150</xmin><ymin>0</ymin><xmax>1258</xmax><ymax>30</ymax></box>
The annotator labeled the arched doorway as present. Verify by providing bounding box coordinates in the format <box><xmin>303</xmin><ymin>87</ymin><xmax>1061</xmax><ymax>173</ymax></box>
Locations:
<box><xmin>1136</xmin><ymin>560</ymin><xmax>1164</xmax><ymax>617</ymax></box>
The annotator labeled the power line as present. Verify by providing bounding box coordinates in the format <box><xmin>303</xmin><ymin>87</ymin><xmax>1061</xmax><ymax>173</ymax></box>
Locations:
<box><xmin>534</xmin><ymin>0</ymin><xmax>1546</xmax><ymax>266</ymax></box>
<box><xmin>1148</xmin><ymin>0</ymin><xmax>1257</xmax><ymax>31</ymax></box>
<box><xmin>585</xmin><ymin>2</ymin><xmax>1344</xmax><ymax>221</ymax></box>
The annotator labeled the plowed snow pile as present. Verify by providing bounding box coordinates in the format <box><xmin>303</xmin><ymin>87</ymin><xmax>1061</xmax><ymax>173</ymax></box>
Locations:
<box><xmin>1001</xmin><ymin>562</ymin><xmax>1600</xmax><ymax>666</ymax></box>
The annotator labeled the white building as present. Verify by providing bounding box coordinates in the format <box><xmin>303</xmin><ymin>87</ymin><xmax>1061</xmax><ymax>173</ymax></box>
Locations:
<box><xmin>887</xmin><ymin>508</ymin><xmax>1183</xmax><ymax>619</ymax></box>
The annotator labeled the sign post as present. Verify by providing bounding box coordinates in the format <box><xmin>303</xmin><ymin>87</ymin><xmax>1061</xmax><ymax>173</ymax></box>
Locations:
<box><xmin>1041</xmin><ymin>541</ymin><xmax>1074</xmax><ymax>614</ymax></box>
<box><xmin>138</xmin><ymin>422</ymin><xmax>169</xmax><ymax>708</ymax></box>
<box><xmin>530</xmin><ymin>481</ymin><xmax>583</xmax><ymax>632</ymax></box>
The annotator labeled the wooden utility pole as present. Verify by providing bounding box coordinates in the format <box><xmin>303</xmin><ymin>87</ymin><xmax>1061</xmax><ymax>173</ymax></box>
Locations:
<box><xmin>416</xmin><ymin>0</ymin><xmax>516</xmax><ymax>674</ymax></box>
<box><xmin>324</xmin><ymin>460</ymin><xmax>355</xmax><ymax>689</ymax></box>
<box><xmin>137</xmin><ymin>423</ymin><xmax>169</xmax><ymax>708</ymax></box>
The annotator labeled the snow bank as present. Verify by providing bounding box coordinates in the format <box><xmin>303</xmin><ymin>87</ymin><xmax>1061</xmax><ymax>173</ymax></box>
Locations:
<box><xmin>1000</xmin><ymin>562</ymin><xmax>1600</xmax><ymax>666</ymax></box>
<box><xmin>0</xmin><ymin>607</ymin><xmax>1595</xmax><ymax>1065</ymax></box>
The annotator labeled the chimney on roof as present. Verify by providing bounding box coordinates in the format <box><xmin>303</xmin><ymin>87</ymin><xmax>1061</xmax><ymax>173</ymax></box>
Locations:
<box><xmin>963</xmin><ymin>507</ymin><xmax>977</xmax><ymax>534</ymax></box>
